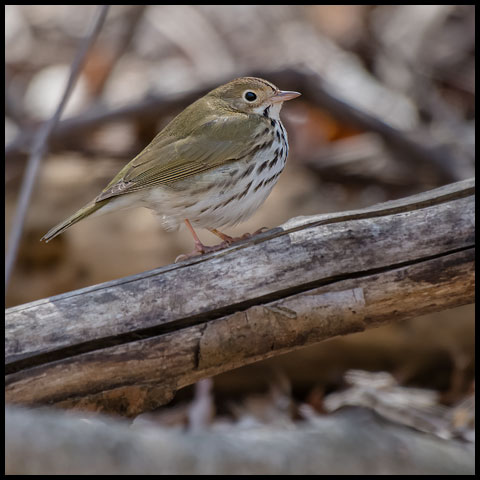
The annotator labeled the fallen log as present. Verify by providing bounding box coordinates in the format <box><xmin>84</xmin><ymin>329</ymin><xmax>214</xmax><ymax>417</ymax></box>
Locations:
<box><xmin>5</xmin><ymin>178</ymin><xmax>475</xmax><ymax>415</ymax></box>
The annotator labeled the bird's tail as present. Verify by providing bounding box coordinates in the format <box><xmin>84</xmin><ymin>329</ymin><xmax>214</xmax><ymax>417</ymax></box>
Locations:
<box><xmin>41</xmin><ymin>199</ymin><xmax>108</xmax><ymax>242</ymax></box>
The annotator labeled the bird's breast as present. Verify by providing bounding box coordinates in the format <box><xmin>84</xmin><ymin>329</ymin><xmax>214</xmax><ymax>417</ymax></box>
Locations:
<box><xmin>144</xmin><ymin>120</ymin><xmax>289</xmax><ymax>231</ymax></box>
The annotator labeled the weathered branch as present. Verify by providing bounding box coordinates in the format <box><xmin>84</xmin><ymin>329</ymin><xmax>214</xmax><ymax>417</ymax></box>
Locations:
<box><xmin>5</xmin><ymin>406</ymin><xmax>474</xmax><ymax>475</ymax></box>
<box><xmin>5</xmin><ymin>68</ymin><xmax>462</xmax><ymax>183</ymax></box>
<box><xmin>5</xmin><ymin>179</ymin><xmax>475</xmax><ymax>415</ymax></box>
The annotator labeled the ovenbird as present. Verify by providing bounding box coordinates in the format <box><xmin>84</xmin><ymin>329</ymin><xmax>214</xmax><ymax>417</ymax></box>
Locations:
<box><xmin>42</xmin><ymin>77</ymin><xmax>301</xmax><ymax>258</ymax></box>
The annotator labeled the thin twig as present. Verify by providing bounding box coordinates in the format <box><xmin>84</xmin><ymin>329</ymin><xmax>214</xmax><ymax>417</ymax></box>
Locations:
<box><xmin>5</xmin><ymin>5</ymin><xmax>110</xmax><ymax>292</ymax></box>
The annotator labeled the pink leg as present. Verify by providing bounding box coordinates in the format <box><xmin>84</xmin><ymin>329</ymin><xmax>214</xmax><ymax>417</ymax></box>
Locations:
<box><xmin>176</xmin><ymin>220</ymin><xmax>228</xmax><ymax>262</ymax></box>
<box><xmin>208</xmin><ymin>228</ymin><xmax>234</xmax><ymax>244</ymax></box>
<box><xmin>185</xmin><ymin>219</ymin><xmax>208</xmax><ymax>253</ymax></box>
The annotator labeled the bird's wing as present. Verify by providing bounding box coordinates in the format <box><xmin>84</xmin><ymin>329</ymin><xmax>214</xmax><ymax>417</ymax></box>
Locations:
<box><xmin>95</xmin><ymin>114</ymin><xmax>266</xmax><ymax>202</ymax></box>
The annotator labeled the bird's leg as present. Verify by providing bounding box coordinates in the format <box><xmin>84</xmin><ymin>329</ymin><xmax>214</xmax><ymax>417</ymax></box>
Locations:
<box><xmin>176</xmin><ymin>222</ymin><xmax>270</xmax><ymax>262</ymax></box>
<box><xmin>185</xmin><ymin>219</ymin><xmax>209</xmax><ymax>253</ymax></box>
<box><xmin>208</xmin><ymin>228</ymin><xmax>235</xmax><ymax>245</ymax></box>
<box><xmin>176</xmin><ymin>220</ymin><xmax>226</xmax><ymax>262</ymax></box>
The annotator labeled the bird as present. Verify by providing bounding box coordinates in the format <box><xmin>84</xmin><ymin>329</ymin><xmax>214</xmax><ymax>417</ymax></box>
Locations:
<box><xmin>41</xmin><ymin>77</ymin><xmax>301</xmax><ymax>259</ymax></box>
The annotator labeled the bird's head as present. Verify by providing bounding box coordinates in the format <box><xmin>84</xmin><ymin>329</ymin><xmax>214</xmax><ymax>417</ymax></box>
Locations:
<box><xmin>209</xmin><ymin>77</ymin><xmax>301</xmax><ymax>118</ymax></box>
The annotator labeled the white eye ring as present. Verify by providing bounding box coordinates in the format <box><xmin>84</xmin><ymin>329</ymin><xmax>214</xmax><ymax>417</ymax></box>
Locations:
<box><xmin>244</xmin><ymin>91</ymin><xmax>257</xmax><ymax>102</ymax></box>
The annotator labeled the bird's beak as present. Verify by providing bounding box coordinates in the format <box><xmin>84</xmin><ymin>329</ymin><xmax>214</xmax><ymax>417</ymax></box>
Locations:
<box><xmin>270</xmin><ymin>90</ymin><xmax>301</xmax><ymax>103</ymax></box>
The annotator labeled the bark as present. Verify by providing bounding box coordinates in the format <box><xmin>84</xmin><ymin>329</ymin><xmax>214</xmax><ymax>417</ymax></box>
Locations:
<box><xmin>5</xmin><ymin>179</ymin><xmax>475</xmax><ymax>415</ymax></box>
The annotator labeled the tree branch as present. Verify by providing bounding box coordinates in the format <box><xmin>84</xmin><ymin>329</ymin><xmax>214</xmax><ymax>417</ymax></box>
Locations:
<box><xmin>5</xmin><ymin>179</ymin><xmax>475</xmax><ymax>415</ymax></box>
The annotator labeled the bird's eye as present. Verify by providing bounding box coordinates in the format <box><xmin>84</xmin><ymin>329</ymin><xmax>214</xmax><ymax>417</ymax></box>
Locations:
<box><xmin>244</xmin><ymin>91</ymin><xmax>257</xmax><ymax>102</ymax></box>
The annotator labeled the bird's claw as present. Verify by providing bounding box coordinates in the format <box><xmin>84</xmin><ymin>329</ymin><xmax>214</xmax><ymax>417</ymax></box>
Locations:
<box><xmin>175</xmin><ymin>227</ymin><xmax>270</xmax><ymax>262</ymax></box>
<box><xmin>175</xmin><ymin>242</ymin><xmax>228</xmax><ymax>262</ymax></box>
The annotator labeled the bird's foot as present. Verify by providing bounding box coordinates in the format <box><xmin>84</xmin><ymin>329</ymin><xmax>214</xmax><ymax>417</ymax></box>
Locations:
<box><xmin>236</xmin><ymin>226</ymin><xmax>269</xmax><ymax>241</ymax></box>
<box><xmin>208</xmin><ymin>227</ymin><xmax>269</xmax><ymax>245</ymax></box>
<box><xmin>175</xmin><ymin>226</ymin><xmax>270</xmax><ymax>262</ymax></box>
<box><xmin>175</xmin><ymin>240</ymin><xmax>227</xmax><ymax>263</ymax></box>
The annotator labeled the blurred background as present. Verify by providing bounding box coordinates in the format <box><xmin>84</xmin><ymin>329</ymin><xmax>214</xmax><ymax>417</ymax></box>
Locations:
<box><xmin>5</xmin><ymin>5</ymin><xmax>474</xmax><ymax>439</ymax></box>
